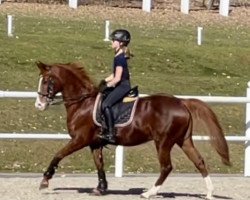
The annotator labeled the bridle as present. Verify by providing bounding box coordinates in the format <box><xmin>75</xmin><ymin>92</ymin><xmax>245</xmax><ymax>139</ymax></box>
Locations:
<box><xmin>37</xmin><ymin>75</ymin><xmax>95</xmax><ymax>106</ymax></box>
<box><xmin>37</xmin><ymin>75</ymin><xmax>55</xmax><ymax>103</ymax></box>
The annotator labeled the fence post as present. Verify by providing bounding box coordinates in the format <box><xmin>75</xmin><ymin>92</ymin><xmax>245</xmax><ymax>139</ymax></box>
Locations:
<box><xmin>7</xmin><ymin>15</ymin><xmax>13</xmax><ymax>37</ymax></box>
<box><xmin>142</xmin><ymin>0</ymin><xmax>151</xmax><ymax>12</ymax></box>
<box><xmin>181</xmin><ymin>0</ymin><xmax>190</xmax><ymax>14</ymax></box>
<box><xmin>115</xmin><ymin>145</ymin><xmax>124</xmax><ymax>177</ymax></box>
<box><xmin>103</xmin><ymin>20</ymin><xmax>110</xmax><ymax>42</ymax></box>
<box><xmin>219</xmin><ymin>0</ymin><xmax>230</xmax><ymax>17</ymax></box>
<box><xmin>197</xmin><ymin>27</ymin><xmax>203</xmax><ymax>45</ymax></box>
<box><xmin>245</xmin><ymin>82</ymin><xmax>250</xmax><ymax>176</ymax></box>
<box><xmin>69</xmin><ymin>0</ymin><xmax>78</xmax><ymax>9</ymax></box>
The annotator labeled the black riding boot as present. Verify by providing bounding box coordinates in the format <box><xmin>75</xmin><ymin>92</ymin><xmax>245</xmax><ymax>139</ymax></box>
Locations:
<box><xmin>100</xmin><ymin>107</ymin><xmax>116</xmax><ymax>143</ymax></box>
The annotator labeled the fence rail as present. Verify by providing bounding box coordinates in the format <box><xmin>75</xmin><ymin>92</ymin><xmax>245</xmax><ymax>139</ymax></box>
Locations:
<box><xmin>0</xmin><ymin>133</ymin><xmax>250</xmax><ymax>142</ymax></box>
<box><xmin>2</xmin><ymin>90</ymin><xmax>250</xmax><ymax>103</ymax></box>
<box><xmin>1</xmin><ymin>89</ymin><xmax>250</xmax><ymax>177</ymax></box>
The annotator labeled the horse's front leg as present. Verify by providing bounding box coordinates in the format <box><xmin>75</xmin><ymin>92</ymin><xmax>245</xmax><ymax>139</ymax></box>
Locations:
<box><xmin>39</xmin><ymin>139</ymin><xmax>85</xmax><ymax>190</ymax></box>
<box><xmin>39</xmin><ymin>157</ymin><xmax>60</xmax><ymax>189</ymax></box>
<box><xmin>90</xmin><ymin>146</ymin><xmax>108</xmax><ymax>195</ymax></box>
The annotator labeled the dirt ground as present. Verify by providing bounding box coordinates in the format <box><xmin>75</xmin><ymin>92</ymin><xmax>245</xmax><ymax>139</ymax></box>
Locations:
<box><xmin>0</xmin><ymin>173</ymin><xmax>249</xmax><ymax>200</ymax></box>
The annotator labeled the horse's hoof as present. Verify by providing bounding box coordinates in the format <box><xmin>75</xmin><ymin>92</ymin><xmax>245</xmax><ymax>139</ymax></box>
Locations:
<box><xmin>39</xmin><ymin>179</ymin><xmax>49</xmax><ymax>190</ymax></box>
<box><xmin>140</xmin><ymin>193</ymin><xmax>149</xmax><ymax>199</ymax></box>
<box><xmin>90</xmin><ymin>188</ymin><xmax>106</xmax><ymax>196</ymax></box>
<box><xmin>205</xmin><ymin>194</ymin><xmax>213</xmax><ymax>200</ymax></box>
<box><xmin>140</xmin><ymin>192</ymin><xmax>155</xmax><ymax>199</ymax></box>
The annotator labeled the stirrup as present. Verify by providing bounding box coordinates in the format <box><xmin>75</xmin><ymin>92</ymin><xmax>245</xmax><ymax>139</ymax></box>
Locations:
<box><xmin>98</xmin><ymin>131</ymin><xmax>116</xmax><ymax>143</ymax></box>
<box><xmin>99</xmin><ymin>135</ymin><xmax>116</xmax><ymax>143</ymax></box>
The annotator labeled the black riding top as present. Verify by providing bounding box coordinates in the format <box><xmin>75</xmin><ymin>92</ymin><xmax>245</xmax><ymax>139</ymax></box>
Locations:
<box><xmin>102</xmin><ymin>52</ymin><xmax>131</xmax><ymax>109</ymax></box>
<box><xmin>113</xmin><ymin>53</ymin><xmax>130</xmax><ymax>82</ymax></box>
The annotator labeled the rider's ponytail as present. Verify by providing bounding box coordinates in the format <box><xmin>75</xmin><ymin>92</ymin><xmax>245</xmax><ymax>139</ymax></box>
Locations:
<box><xmin>124</xmin><ymin>47</ymin><xmax>134</xmax><ymax>60</ymax></box>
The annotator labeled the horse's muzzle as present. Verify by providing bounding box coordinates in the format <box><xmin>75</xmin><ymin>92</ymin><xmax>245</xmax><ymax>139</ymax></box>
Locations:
<box><xmin>35</xmin><ymin>96</ymin><xmax>48</xmax><ymax>111</ymax></box>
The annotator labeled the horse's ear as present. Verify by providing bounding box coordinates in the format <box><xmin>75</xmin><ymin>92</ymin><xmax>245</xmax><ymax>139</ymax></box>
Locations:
<box><xmin>36</xmin><ymin>61</ymin><xmax>51</xmax><ymax>73</ymax></box>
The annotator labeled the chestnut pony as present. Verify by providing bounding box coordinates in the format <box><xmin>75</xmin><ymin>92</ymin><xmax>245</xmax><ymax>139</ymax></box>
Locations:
<box><xmin>35</xmin><ymin>61</ymin><xmax>230</xmax><ymax>199</ymax></box>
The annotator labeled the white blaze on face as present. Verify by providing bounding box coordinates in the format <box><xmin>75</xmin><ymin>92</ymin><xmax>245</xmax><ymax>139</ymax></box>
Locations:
<box><xmin>35</xmin><ymin>76</ymin><xmax>48</xmax><ymax>111</ymax></box>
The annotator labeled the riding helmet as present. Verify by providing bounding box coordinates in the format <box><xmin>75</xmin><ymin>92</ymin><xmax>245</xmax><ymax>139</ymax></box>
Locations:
<box><xmin>110</xmin><ymin>29</ymin><xmax>131</xmax><ymax>46</ymax></box>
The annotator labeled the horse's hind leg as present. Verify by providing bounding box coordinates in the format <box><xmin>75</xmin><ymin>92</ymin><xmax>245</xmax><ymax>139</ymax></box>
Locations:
<box><xmin>178</xmin><ymin>138</ymin><xmax>214</xmax><ymax>200</ymax></box>
<box><xmin>39</xmin><ymin>139</ymin><xmax>85</xmax><ymax>190</ymax></box>
<box><xmin>141</xmin><ymin>141</ymin><xmax>174</xmax><ymax>199</ymax></box>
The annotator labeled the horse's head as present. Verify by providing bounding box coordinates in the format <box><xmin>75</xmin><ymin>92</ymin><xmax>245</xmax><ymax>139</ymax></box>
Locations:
<box><xmin>35</xmin><ymin>61</ymin><xmax>62</xmax><ymax>111</ymax></box>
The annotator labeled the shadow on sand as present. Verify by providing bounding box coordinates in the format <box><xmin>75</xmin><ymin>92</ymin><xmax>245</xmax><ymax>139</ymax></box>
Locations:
<box><xmin>53</xmin><ymin>187</ymin><xmax>232</xmax><ymax>199</ymax></box>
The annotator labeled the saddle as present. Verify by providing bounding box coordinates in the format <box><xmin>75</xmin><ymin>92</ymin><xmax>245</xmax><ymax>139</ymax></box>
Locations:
<box><xmin>93</xmin><ymin>86</ymin><xmax>139</xmax><ymax>128</ymax></box>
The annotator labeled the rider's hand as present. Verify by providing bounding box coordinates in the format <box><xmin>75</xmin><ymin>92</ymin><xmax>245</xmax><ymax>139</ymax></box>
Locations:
<box><xmin>98</xmin><ymin>79</ymin><xmax>108</xmax><ymax>93</ymax></box>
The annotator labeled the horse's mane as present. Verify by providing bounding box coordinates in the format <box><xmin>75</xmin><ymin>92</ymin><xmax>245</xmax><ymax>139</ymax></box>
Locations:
<box><xmin>51</xmin><ymin>62</ymin><xmax>97</xmax><ymax>92</ymax></box>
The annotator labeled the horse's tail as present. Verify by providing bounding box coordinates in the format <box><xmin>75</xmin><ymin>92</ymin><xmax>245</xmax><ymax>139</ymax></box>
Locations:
<box><xmin>181</xmin><ymin>98</ymin><xmax>231</xmax><ymax>166</ymax></box>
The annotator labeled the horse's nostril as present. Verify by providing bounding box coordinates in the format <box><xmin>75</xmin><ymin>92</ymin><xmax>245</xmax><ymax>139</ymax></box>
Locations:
<box><xmin>35</xmin><ymin>101</ymin><xmax>42</xmax><ymax>109</ymax></box>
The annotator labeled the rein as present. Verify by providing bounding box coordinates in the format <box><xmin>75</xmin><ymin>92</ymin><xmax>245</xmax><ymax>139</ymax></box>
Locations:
<box><xmin>38</xmin><ymin>71</ymin><xmax>97</xmax><ymax>107</ymax></box>
<box><xmin>63</xmin><ymin>93</ymin><xmax>95</xmax><ymax>107</ymax></box>
<box><xmin>38</xmin><ymin>92</ymin><xmax>95</xmax><ymax>106</ymax></box>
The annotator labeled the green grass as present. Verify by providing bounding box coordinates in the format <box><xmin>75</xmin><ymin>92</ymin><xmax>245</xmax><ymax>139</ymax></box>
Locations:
<box><xmin>0</xmin><ymin>6</ymin><xmax>249</xmax><ymax>175</ymax></box>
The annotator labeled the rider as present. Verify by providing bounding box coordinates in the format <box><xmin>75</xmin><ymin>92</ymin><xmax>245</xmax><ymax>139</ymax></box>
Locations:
<box><xmin>99</xmin><ymin>29</ymin><xmax>132</xmax><ymax>143</ymax></box>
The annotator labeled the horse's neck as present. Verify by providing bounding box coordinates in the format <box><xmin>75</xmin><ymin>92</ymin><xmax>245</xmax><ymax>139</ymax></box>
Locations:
<box><xmin>57</xmin><ymin>69</ymin><xmax>96</xmax><ymax>104</ymax></box>
<box><xmin>62</xmin><ymin>85</ymin><xmax>89</xmax><ymax>98</ymax></box>
<box><xmin>61</xmin><ymin>81</ymin><xmax>95</xmax><ymax>101</ymax></box>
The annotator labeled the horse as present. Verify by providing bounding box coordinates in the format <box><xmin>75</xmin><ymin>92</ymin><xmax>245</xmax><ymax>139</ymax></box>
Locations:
<box><xmin>34</xmin><ymin>61</ymin><xmax>231</xmax><ymax>199</ymax></box>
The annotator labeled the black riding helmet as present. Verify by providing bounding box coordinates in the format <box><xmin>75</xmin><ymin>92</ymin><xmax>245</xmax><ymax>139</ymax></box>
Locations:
<box><xmin>110</xmin><ymin>29</ymin><xmax>131</xmax><ymax>46</ymax></box>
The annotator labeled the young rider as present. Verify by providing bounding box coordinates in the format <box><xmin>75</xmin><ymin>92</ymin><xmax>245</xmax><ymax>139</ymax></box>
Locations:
<box><xmin>99</xmin><ymin>29</ymin><xmax>132</xmax><ymax>143</ymax></box>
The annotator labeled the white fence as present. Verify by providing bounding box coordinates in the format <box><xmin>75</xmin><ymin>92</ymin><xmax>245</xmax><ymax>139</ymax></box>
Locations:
<box><xmin>181</xmin><ymin>0</ymin><xmax>230</xmax><ymax>16</ymax></box>
<box><xmin>67</xmin><ymin>0</ymin><xmax>231</xmax><ymax>16</ymax></box>
<box><xmin>1</xmin><ymin>87</ymin><xmax>250</xmax><ymax>177</ymax></box>
<box><xmin>0</xmin><ymin>0</ymin><xmax>231</xmax><ymax>16</ymax></box>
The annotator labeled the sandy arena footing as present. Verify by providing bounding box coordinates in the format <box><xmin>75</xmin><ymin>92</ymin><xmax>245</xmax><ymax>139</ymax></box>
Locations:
<box><xmin>0</xmin><ymin>173</ymin><xmax>249</xmax><ymax>200</ymax></box>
